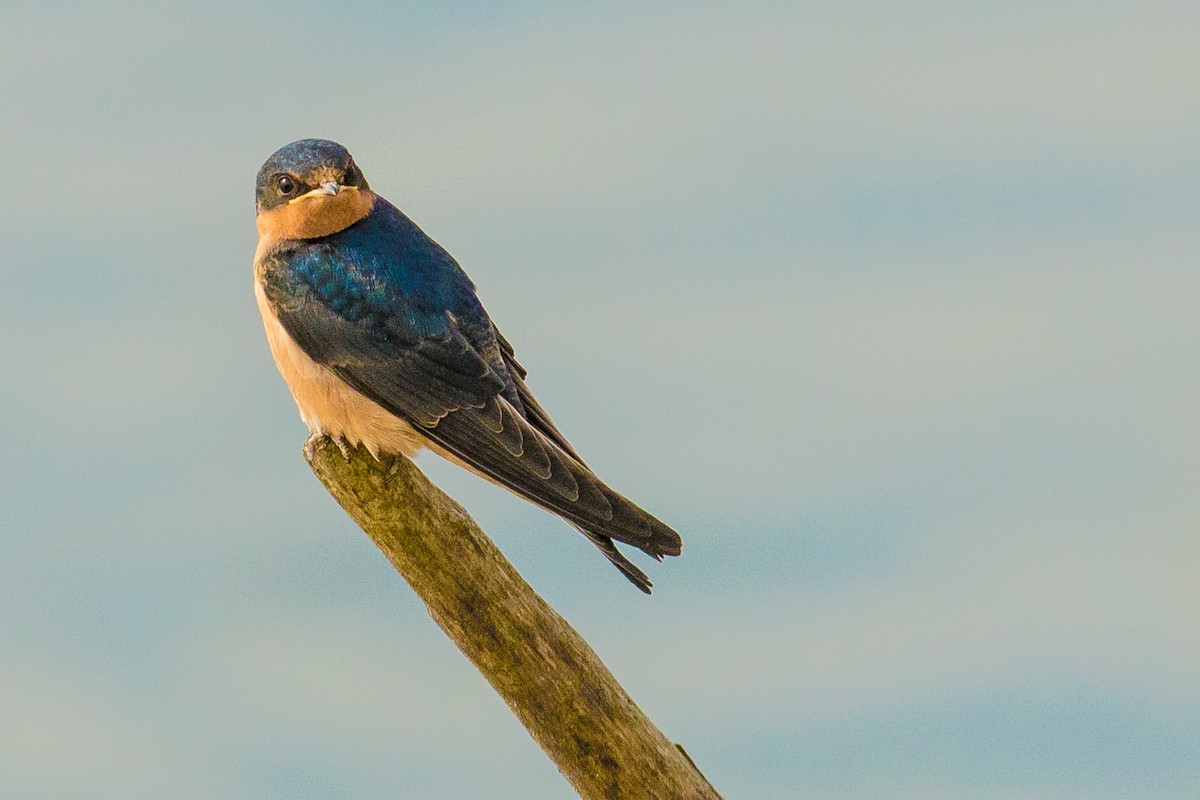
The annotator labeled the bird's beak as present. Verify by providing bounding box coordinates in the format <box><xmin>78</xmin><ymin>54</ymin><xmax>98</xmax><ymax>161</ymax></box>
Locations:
<box><xmin>289</xmin><ymin>181</ymin><xmax>357</xmax><ymax>205</ymax></box>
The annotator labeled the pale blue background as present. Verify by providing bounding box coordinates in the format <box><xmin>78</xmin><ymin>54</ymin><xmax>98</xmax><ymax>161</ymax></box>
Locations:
<box><xmin>2</xmin><ymin>2</ymin><xmax>1197</xmax><ymax>798</ymax></box>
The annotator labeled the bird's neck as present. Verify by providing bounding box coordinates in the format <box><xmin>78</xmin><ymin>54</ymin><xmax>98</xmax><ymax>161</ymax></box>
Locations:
<box><xmin>256</xmin><ymin>189</ymin><xmax>377</xmax><ymax>243</ymax></box>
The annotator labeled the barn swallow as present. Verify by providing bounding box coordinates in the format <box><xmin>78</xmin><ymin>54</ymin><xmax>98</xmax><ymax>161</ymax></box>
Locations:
<box><xmin>253</xmin><ymin>139</ymin><xmax>681</xmax><ymax>592</ymax></box>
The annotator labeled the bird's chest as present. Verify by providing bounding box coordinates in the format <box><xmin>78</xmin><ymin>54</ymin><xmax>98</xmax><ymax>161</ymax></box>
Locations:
<box><xmin>252</xmin><ymin>250</ymin><xmax>424</xmax><ymax>458</ymax></box>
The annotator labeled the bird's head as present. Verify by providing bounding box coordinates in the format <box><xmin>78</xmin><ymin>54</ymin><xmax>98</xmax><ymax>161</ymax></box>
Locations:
<box><xmin>255</xmin><ymin>139</ymin><xmax>376</xmax><ymax>241</ymax></box>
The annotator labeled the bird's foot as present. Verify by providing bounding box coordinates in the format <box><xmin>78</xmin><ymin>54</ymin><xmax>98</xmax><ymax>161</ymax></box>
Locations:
<box><xmin>303</xmin><ymin>432</ymin><xmax>354</xmax><ymax>461</ymax></box>
<box><xmin>303</xmin><ymin>432</ymin><xmax>322</xmax><ymax>461</ymax></box>
<box><xmin>330</xmin><ymin>433</ymin><xmax>353</xmax><ymax>459</ymax></box>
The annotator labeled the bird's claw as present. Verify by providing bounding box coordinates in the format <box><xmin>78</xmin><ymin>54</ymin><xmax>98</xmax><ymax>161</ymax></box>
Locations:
<box><xmin>303</xmin><ymin>432</ymin><xmax>354</xmax><ymax>461</ymax></box>
<box><xmin>331</xmin><ymin>434</ymin><xmax>353</xmax><ymax>459</ymax></box>
<box><xmin>303</xmin><ymin>432</ymin><xmax>321</xmax><ymax>461</ymax></box>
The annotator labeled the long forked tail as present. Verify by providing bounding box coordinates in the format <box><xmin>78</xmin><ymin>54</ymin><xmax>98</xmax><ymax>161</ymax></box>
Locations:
<box><xmin>407</xmin><ymin>391</ymin><xmax>683</xmax><ymax>591</ymax></box>
<box><xmin>571</xmin><ymin>523</ymin><xmax>656</xmax><ymax>594</ymax></box>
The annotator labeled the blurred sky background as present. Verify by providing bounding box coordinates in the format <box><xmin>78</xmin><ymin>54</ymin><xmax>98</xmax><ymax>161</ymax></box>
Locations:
<box><xmin>2</xmin><ymin>1</ymin><xmax>1198</xmax><ymax>798</ymax></box>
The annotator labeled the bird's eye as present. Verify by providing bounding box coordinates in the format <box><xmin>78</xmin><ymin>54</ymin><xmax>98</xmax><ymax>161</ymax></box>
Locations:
<box><xmin>277</xmin><ymin>175</ymin><xmax>296</xmax><ymax>194</ymax></box>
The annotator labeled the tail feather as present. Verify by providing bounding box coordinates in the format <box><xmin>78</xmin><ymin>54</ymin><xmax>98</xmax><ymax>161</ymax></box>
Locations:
<box><xmin>571</xmin><ymin>524</ymin><xmax>654</xmax><ymax>594</ymax></box>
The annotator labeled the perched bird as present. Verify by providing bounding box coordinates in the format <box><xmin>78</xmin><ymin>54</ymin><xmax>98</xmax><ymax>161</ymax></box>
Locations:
<box><xmin>253</xmin><ymin>139</ymin><xmax>682</xmax><ymax>592</ymax></box>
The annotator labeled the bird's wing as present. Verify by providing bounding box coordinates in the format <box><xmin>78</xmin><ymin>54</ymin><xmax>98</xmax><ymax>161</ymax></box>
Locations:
<box><xmin>260</xmin><ymin>244</ymin><xmax>681</xmax><ymax>585</ymax></box>
<box><xmin>493</xmin><ymin>329</ymin><xmax>586</xmax><ymax>464</ymax></box>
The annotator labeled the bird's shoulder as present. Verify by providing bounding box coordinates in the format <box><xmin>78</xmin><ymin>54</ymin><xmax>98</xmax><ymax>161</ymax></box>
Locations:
<box><xmin>258</xmin><ymin>197</ymin><xmax>516</xmax><ymax>420</ymax></box>
<box><xmin>264</xmin><ymin>200</ymin><xmax>478</xmax><ymax>321</ymax></box>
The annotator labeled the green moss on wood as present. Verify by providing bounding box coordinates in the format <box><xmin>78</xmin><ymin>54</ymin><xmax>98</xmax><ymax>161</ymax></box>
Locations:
<box><xmin>305</xmin><ymin>439</ymin><xmax>721</xmax><ymax>800</ymax></box>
